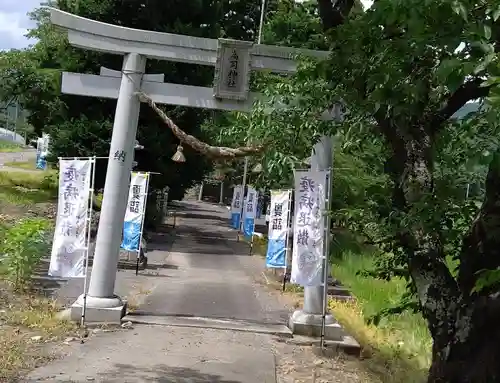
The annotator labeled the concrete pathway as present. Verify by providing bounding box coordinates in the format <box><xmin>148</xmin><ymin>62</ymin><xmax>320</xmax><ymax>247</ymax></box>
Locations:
<box><xmin>26</xmin><ymin>201</ymin><xmax>295</xmax><ymax>382</ymax></box>
<box><xmin>0</xmin><ymin>149</ymin><xmax>36</xmax><ymax>165</ymax></box>
<box><xmin>128</xmin><ymin>200</ymin><xmax>290</xmax><ymax>326</ymax></box>
<box><xmin>0</xmin><ymin>149</ymin><xmax>40</xmax><ymax>173</ymax></box>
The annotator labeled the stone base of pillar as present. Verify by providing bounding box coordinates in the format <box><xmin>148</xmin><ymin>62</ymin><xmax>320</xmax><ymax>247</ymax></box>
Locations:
<box><xmin>288</xmin><ymin>310</ymin><xmax>343</xmax><ymax>341</ymax></box>
<box><xmin>69</xmin><ymin>294</ymin><xmax>127</xmax><ymax>324</ymax></box>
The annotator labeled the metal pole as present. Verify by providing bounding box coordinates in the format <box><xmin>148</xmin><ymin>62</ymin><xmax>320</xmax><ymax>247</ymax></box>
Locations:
<box><xmin>81</xmin><ymin>156</ymin><xmax>96</xmax><ymax>327</ymax></box>
<box><xmin>240</xmin><ymin>164</ymin><xmax>249</xmax><ymax>235</ymax></box>
<box><xmin>284</xmin><ymin>189</ymin><xmax>293</xmax><ymax>268</ymax></box>
<box><xmin>86</xmin><ymin>53</ymin><xmax>146</xmax><ymax>305</ymax></box>
<box><xmin>135</xmin><ymin>172</ymin><xmax>151</xmax><ymax>275</ymax></box>
<box><xmin>14</xmin><ymin>101</ymin><xmax>18</xmax><ymax>142</ymax></box>
<box><xmin>198</xmin><ymin>181</ymin><xmax>204</xmax><ymax>201</ymax></box>
<box><xmin>5</xmin><ymin>106</ymin><xmax>8</xmax><ymax>136</ymax></box>
<box><xmin>282</xmin><ymin>189</ymin><xmax>293</xmax><ymax>292</ymax></box>
<box><xmin>321</xmin><ymin>168</ymin><xmax>333</xmax><ymax>349</ymax></box>
<box><xmin>240</xmin><ymin>0</ymin><xmax>266</xmax><ymax>233</ymax></box>
<box><xmin>219</xmin><ymin>181</ymin><xmax>224</xmax><ymax>204</ymax></box>
<box><xmin>257</xmin><ymin>0</ymin><xmax>266</xmax><ymax>44</ymax></box>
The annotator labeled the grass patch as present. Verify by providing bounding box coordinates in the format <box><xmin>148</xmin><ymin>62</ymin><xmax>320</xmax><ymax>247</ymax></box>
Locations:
<box><xmin>95</xmin><ymin>192</ymin><xmax>103</xmax><ymax>209</ymax></box>
<box><xmin>331</xmin><ymin>249</ymin><xmax>431</xmax><ymax>383</ymax></box>
<box><xmin>251</xmin><ymin>229</ymin><xmax>430</xmax><ymax>382</ymax></box>
<box><xmin>0</xmin><ymin>289</ymin><xmax>77</xmax><ymax>381</ymax></box>
<box><xmin>0</xmin><ymin>168</ymin><xmax>74</xmax><ymax>380</ymax></box>
<box><xmin>0</xmin><ymin>170</ymin><xmax>58</xmax><ymax>205</ymax></box>
<box><xmin>250</xmin><ymin>235</ymin><xmax>267</xmax><ymax>257</ymax></box>
<box><xmin>3</xmin><ymin>161</ymin><xmax>37</xmax><ymax>170</ymax></box>
<box><xmin>0</xmin><ymin>140</ymin><xmax>22</xmax><ymax>153</ymax></box>
<box><xmin>247</xmin><ymin>227</ymin><xmax>430</xmax><ymax>381</ymax></box>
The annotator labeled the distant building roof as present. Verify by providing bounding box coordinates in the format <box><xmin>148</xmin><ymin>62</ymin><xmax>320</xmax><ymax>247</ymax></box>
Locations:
<box><xmin>452</xmin><ymin>102</ymin><xmax>482</xmax><ymax>119</ymax></box>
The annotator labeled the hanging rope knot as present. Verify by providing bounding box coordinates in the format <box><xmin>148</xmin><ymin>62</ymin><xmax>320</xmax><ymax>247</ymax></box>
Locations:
<box><xmin>137</xmin><ymin>92</ymin><xmax>265</xmax><ymax>159</ymax></box>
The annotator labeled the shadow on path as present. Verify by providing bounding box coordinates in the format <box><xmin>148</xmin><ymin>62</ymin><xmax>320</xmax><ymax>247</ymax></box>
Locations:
<box><xmin>175</xmin><ymin>211</ymin><xmax>230</xmax><ymax>223</ymax></box>
<box><xmin>147</xmin><ymin>224</ymin><xmax>250</xmax><ymax>256</ymax></box>
<box><xmin>25</xmin><ymin>364</ymin><xmax>243</xmax><ymax>383</ymax></box>
<box><xmin>126</xmin><ymin>311</ymin><xmax>287</xmax><ymax>326</ymax></box>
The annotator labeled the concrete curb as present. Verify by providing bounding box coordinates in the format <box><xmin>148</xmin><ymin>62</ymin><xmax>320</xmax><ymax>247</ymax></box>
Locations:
<box><xmin>284</xmin><ymin>334</ymin><xmax>361</xmax><ymax>357</ymax></box>
<box><xmin>122</xmin><ymin>314</ymin><xmax>293</xmax><ymax>337</ymax></box>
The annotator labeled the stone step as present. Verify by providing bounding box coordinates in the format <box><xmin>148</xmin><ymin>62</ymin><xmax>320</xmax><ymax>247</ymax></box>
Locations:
<box><xmin>327</xmin><ymin>285</ymin><xmax>351</xmax><ymax>296</ymax></box>
<box><xmin>330</xmin><ymin>295</ymin><xmax>354</xmax><ymax>302</ymax></box>
<box><xmin>287</xmin><ymin>334</ymin><xmax>361</xmax><ymax>357</ymax></box>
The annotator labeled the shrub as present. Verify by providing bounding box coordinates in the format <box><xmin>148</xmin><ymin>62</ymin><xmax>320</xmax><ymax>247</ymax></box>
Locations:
<box><xmin>0</xmin><ymin>218</ymin><xmax>52</xmax><ymax>290</ymax></box>
<box><xmin>40</xmin><ymin>172</ymin><xmax>58</xmax><ymax>192</ymax></box>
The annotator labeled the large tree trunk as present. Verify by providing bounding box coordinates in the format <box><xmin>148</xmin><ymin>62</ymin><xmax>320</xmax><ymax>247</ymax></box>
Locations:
<box><xmin>426</xmin><ymin>295</ymin><xmax>500</xmax><ymax>382</ymax></box>
<box><xmin>380</xmin><ymin>125</ymin><xmax>500</xmax><ymax>382</ymax></box>
<box><xmin>395</xmin><ymin>145</ymin><xmax>500</xmax><ymax>383</ymax></box>
<box><xmin>424</xmin><ymin>150</ymin><xmax>500</xmax><ymax>382</ymax></box>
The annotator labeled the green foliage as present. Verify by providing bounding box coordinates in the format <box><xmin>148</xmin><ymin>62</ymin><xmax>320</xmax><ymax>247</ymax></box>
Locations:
<box><xmin>0</xmin><ymin>218</ymin><xmax>52</xmax><ymax>290</ymax></box>
<box><xmin>263</xmin><ymin>0</ymin><xmax>328</xmax><ymax>50</ymax></box>
<box><xmin>0</xmin><ymin>171</ymin><xmax>59</xmax><ymax>205</ymax></box>
<box><xmin>472</xmin><ymin>67</ymin><xmax>500</xmax><ymax>293</ymax></box>
<box><xmin>206</xmin><ymin>0</ymin><xmax>500</xmax><ymax>340</ymax></box>
<box><xmin>0</xmin><ymin>0</ymin><xmax>277</xmax><ymax>207</ymax></box>
<box><xmin>39</xmin><ymin>172</ymin><xmax>59</xmax><ymax>192</ymax></box>
<box><xmin>473</xmin><ymin>268</ymin><xmax>500</xmax><ymax>293</ymax></box>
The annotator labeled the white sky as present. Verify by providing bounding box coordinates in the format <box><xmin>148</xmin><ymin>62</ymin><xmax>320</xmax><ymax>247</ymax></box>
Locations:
<box><xmin>361</xmin><ymin>0</ymin><xmax>374</xmax><ymax>9</ymax></box>
<box><xmin>0</xmin><ymin>0</ymin><xmax>40</xmax><ymax>50</ymax></box>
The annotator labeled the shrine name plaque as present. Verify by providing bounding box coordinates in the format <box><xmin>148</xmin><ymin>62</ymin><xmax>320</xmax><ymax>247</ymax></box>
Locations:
<box><xmin>213</xmin><ymin>39</ymin><xmax>253</xmax><ymax>102</ymax></box>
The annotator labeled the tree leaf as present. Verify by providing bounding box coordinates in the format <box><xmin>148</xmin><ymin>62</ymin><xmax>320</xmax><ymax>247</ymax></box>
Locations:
<box><xmin>474</xmin><ymin>53</ymin><xmax>496</xmax><ymax>74</ymax></box>
<box><xmin>484</xmin><ymin>25</ymin><xmax>492</xmax><ymax>40</ymax></box>
<box><xmin>451</xmin><ymin>1</ymin><xmax>468</xmax><ymax>21</ymax></box>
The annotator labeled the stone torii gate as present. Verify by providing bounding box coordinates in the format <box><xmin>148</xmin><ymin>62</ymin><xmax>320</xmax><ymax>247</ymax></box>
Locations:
<box><xmin>50</xmin><ymin>8</ymin><xmax>338</xmax><ymax>339</ymax></box>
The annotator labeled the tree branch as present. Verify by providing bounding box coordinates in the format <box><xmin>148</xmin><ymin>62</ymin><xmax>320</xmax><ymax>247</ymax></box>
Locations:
<box><xmin>137</xmin><ymin>92</ymin><xmax>264</xmax><ymax>159</ymax></box>
<box><xmin>317</xmin><ymin>0</ymin><xmax>355</xmax><ymax>32</ymax></box>
<box><xmin>458</xmin><ymin>149</ymin><xmax>500</xmax><ymax>295</ymax></box>
<box><xmin>430</xmin><ymin>78</ymin><xmax>491</xmax><ymax>130</ymax></box>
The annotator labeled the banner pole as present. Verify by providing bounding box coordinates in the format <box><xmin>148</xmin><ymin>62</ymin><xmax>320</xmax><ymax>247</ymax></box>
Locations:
<box><xmin>135</xmin><ymin>172</ymin><xmax>150</xmax><ymax>275</ymax></box>
<box><xmin>249</xmin><ymin>192</ymin><xmax>253</xmax><ymax>255</ymax></box>
<box><xmin>320</xmin><ymin>168</ymin><xmax>333</xmax><ymax>349</ymax></box>
<box><xmin>282</xmin><ymin>189</ymin><xmax>293</xmax><ymax>292</ymax></box>
<box><xmin>246</xmin><ymin>188</ymin><xmax>257</xmax><ymax>254</ymax></box>
<box><xmin>81</xmin><ymin>156</ymin><xmax>96</xmax><ymax>327</ymax></box>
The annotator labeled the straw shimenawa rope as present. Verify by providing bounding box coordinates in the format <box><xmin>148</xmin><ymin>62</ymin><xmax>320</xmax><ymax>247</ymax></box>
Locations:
<box><xmin>137</xmin><ymin>91</ymin><xmax>264</xmax><ymax>159</ymax></box>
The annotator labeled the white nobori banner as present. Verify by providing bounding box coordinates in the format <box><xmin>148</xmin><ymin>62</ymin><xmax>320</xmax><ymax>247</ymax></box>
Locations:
<box><xmin>230</xmin><ymin>184</ymin><xmax>243</xmax><ymax>229</ymax></box>
<box><xmin>266</xmin><ymin>189</ymin><xmax>292</xmax><ymax>268</ymax></box>
<box><xmin>49</xmin><ymin>159</ymin><xmax>92</xmax><ymax>278</ymax></box>
<box><xmin>121</xmin><ymin>172</ymin><xmax>149</xmax><ymax>251</ymax></box>
<box><xmin>291</xmin><ymin>169</ymin><xmax>329</xmax><ymax>286</ymax></box>
<box><xmin>243</xmin><ymin>186</ymin><xmax>258</xmax><ymax>239</ymax></box>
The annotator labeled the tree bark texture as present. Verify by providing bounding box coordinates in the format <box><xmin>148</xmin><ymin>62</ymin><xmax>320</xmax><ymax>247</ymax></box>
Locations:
<box><xmin>426</xmin><ymin>296</ymin><xmax>500</xmax><ymax>383</ymax></box>
<box><xmin>384</xmin><ymin>128</ymin><xmax>500</xmax><ymax>383</ymax></box>
<box><xmin>425</xmin><ymin>151</ymin><xmax>500</xmax><ymax>382</ymax></box>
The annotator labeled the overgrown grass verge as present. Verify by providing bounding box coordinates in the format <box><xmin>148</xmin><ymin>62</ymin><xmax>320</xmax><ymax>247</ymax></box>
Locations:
<box><xmin>0</xmin><ymin>170</ymin><xmax>76</xmax><ymax>381</ymax></box>
<box><xmin>0</xmin><ymin>140</ymin><xmax>23</xmax><ymax>153</ymax></box>
<box><xmin>330</xmin><ymin>249</ymin><xmax>431</xmax><ymax>383</ymax></box>
<box><xmin>2</xmin><ymin>161</ymin><xmax>38</xmax><ymax>170</ymax></box>
<box><xmin>0</xmin><ymin>170</ymin><xmax>58</xmax><ymax>205</ymax></box>
<box><xmin>0</xmin><ymin>291</ymin><xmax>77</xmax><ymax>381</ymax></box>
<box><xmin>250</xmin><ymin>230</ymin><xmax>430</xmax><ymax>382</ymax></box>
